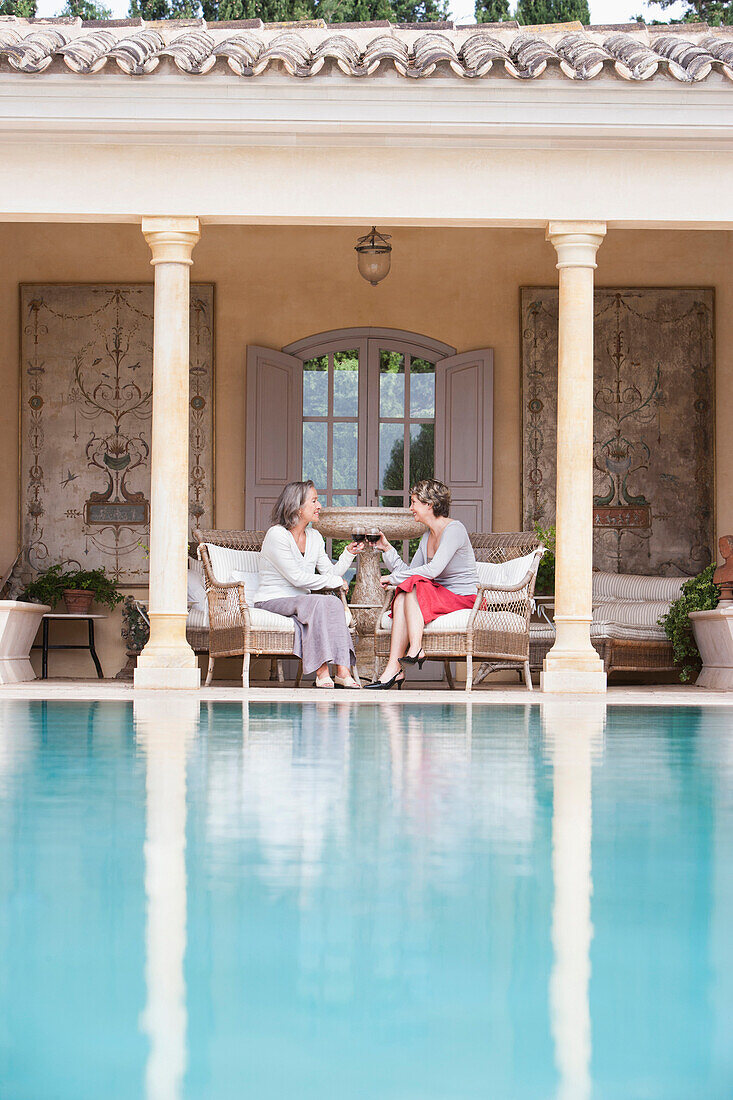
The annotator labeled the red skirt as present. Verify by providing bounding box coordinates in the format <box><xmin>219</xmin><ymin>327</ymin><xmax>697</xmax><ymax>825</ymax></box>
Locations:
<box><xmin>391</xmin><ymin>576</ymin><xmax>476</xmax><ymax>626</ymax></box>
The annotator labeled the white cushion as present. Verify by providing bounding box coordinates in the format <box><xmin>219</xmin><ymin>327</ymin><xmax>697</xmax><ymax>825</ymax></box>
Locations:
<box><xmin>380</xmin><ymin>608</ymin><xmax>526</xmax><ymax>634</ymax></box>
<box><xmin>205</xmin><ymin>544</ymin><xmax>261</xmax><ymax>584</ymax></box>
<box><xmin>187</xmin><ymin>559</ymin><xmax>206</xmax><ymax>612</ymax></box>
<box><xmin>249</xmin><ymin>607</ymin><xmax>296</xmax><ymax>633</ymax></box>
<box><xmin>230</xmin><ymin>569</ymin><xmax>260</xmax><ymax>608</ymax></box>
<box><xmin>592</xmin><ymin>571</ymin><xmax>686</xmax><ymax>603</ymax></box>
<box><xmin>477</xmin><ymin>549</ymin><xmax>543</xmax><ymax>606</ymax></box>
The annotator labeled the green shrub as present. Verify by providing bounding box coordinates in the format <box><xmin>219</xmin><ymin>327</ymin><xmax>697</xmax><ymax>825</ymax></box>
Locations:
<box><xmin>22</xmin><ymin>564</ymin><xmax>123</xmax><ymax>611</ymax></box>
<box><xmin>659</xmin><ymin>564</ymin><xmax>720</xmax><ymax>682</ymax></box>
<box><xmin>533</xmin><ymin>522</ymin><xmax>556</xmax><ymax>596</ymax></box>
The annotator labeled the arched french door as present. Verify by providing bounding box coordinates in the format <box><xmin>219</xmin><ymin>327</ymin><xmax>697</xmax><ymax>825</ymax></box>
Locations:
<box><xmin>245</xmin><ymin>328</ymin><xmax>493</xmax><ymax>531</ymax></box>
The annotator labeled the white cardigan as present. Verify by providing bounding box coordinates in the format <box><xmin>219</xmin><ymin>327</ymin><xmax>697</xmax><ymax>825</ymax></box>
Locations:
<box><xmin>256</xmin><ymin>525</ymin><xmax>354</xmax><ymax>603</ymax></box>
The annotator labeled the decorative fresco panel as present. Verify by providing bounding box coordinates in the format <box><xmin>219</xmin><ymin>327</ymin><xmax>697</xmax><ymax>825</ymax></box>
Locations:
<box><xmin>20</xmin><ymin>284</ymin><xmax>214</xmax><ymax>585</ymax></box>
<box><xmin>521</xmin><ymin>288</ymin><xmax>714</xmax><ymax>576</ymax></box>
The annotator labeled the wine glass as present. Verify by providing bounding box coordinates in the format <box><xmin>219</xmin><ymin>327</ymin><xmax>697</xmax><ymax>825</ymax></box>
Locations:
<box><xmin>365</xmin><ymin>527</ymin><xmax>381</xmax><ymax>546</ymax></box>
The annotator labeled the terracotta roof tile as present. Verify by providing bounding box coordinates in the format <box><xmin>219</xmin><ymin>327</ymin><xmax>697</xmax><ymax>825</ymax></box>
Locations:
<box><xmin>0</xmin><ymin>16</ymin><xmax>731</xmax><ymax>83</ymax></box>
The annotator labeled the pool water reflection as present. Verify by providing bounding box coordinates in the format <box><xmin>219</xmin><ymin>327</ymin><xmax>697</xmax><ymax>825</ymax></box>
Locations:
<box><xmin>0</xmin><ymin>700</ymin><xmax>731</xmax><ymax>1099</ymax></box>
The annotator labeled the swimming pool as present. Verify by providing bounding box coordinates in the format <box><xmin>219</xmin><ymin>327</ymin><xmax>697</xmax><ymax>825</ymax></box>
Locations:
<box><xmin>0</xmin><ymin>700</ymin><xmax>731</xmax><ymax>1099</ymax></box>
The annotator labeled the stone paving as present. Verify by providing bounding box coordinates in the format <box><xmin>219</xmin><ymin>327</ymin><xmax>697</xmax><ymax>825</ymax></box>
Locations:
<box><xmin>1</xmin><ymin>679</ymin><xmax>731</xmax><ymax>707</ymax></box>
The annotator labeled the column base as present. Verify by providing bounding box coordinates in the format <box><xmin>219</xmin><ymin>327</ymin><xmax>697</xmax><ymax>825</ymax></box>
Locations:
<box><xmin>541</xmin><ymin>662</ymin><xmax>607</xmax><ymax>694</ymax></box>
<box><xmin>134</xmin><ymin>664</ymin><xmax>201</xmax><ymax>690</ymax></box>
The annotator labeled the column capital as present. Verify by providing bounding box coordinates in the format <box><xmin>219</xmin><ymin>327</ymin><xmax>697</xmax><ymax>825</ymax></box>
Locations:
<box><xmin>142</xmin><ymin>216</ymin><xmax>200</xmax><ymax>266</ymax></box>
<box><xmin>546</xmin><ymin>221</ymin><xmax>607</xmax><ymax>270</ymax></box>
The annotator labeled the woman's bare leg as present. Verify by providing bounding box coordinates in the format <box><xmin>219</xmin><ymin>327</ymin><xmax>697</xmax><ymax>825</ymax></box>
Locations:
<box><xmin>381</xmin><ymin>592</ymin><xmax>408</xmax><ymax>680</ymax></box>
<box><xmin>403</xmin><ymin>588</ymin><xmax>426</xmax><ymax>657</ymax></box>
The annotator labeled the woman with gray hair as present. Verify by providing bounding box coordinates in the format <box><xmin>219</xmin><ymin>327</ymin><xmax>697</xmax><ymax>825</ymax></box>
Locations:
<box><xmin>255</xmin><ymin>481</ymin><xmax>362</xmax><ymax>688</ymax></box>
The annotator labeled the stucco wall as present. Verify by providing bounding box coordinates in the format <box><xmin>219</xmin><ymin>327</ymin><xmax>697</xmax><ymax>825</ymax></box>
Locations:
<box><xmin>0</xmin><ymin>222</ymin><xmax>730</xmax><ymax>675</ymax></box>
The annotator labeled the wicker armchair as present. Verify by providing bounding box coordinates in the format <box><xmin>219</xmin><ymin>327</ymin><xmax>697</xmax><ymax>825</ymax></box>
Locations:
<box><xmin>373</xmin><ymin>531</ymin><xmax>542</xmax><ymax>692</ymax></box>
<box><xmin>193</xmin><ymin>529</ymin><xmax>359</xmax><ymax>688</ymax></box>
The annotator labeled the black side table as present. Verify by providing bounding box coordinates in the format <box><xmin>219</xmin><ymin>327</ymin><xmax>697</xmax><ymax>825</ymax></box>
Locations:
<box><xmin>34</xmin><ymin>614</ymin><xmax>107</xmax><ymax>679</ymax></box>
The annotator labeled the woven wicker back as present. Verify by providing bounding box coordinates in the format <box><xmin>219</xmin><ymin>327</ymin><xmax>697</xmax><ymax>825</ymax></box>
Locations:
<box><xmin>193</xmin><ymin>529</ymin><xmax>265</xmax><ymax>551</ymax></box>
<box><xmin>470</xmin><ymin>531</ymin><xmax>541</xmax><ymax>563</ymax></box>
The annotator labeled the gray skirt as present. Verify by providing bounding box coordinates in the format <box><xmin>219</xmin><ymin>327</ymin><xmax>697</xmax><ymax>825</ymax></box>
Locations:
<box><xmin>254</xmin><ymin>593</ymin><xmax>355</xmax><ymax>676</ymax></box>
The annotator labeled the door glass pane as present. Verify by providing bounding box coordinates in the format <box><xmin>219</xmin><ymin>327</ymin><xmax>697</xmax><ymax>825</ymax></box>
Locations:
<box><xmin>410</xmin><ymin>357</ymin><xmax>435</xmax><ymax>417</ymax></box>
<box><xmin>303</xmin><ymin>421</ymin><xmax>327</xmax><ymax>486</ymax></box>
<box><xmin>332</xmin><ymin>422</ymin><xmax>358</xmax><ymax>489</ymax></box>
<box><xmin>333</xmin><ymin>350</ymin><xmax>358</xmax><ymax>417</ymax></box>
<box><xmin>332</xmin><ymin>494</ymin><xmax>358</xmax><ymax>507</ymax></box>
<box><xmin>410</xmin><ymin>423</ymin><xmax>434</xmax><ymax>486</ymax></box>
<box><xmin>380</xmin><ymin>495</ymin><xmax>404</xmax><ymax>509</ymax></box>
<box><xmin>379</xmin><ymin>350</ymin><xmax>404</xmax><ymax>417</ymax></box>
<box><xmin>380</xmin><ymin>422</ymin><xmax>404</xmax><ymax>490</ymax></box>
<box><xmin>303</xmin><ymin>356</ymin><xmax>328</xmax><ymax>416</ymax></box>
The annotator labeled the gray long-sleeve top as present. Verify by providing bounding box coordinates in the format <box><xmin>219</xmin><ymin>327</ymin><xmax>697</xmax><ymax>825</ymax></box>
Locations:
<box><xmin>382</xmin><ymin>519</ymin><xmax>478</xmax><ymax>595</ymax></box>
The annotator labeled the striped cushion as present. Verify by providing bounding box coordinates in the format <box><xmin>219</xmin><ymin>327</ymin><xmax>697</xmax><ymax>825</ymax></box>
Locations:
<box><xmin>592</xmin><ymin>571</ymin><xmax>686</xmax><ymax>603</ymax></box>
<box><xmin>530</xmin><ymin>621</ymin><xmax>669</xmax><ymax>644</ymax></box>
<box><xmin>592</xmin><ymin>600</ymin><xmax>671</xmax><ymax>631</ymax></box>
<box><xmin>187</xmin><ymin>605</ymin><xmax>209</xmax><ymax>630</ymax></box>
<box><xmin>590</xmin><ymin>621</ymin><xmax>668</xmax><ymax>642</ymax></box>
<box><xmin>205</xmin><ymin>545</ymin><xmax>261</xmax><ymax>584</ymax></box>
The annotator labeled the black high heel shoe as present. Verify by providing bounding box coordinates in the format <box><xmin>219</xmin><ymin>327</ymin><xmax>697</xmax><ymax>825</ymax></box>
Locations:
<box><xmin>400</xmin><ymin>648</ymin><xmax>425</xmax><ymax>670</ymax></box>
<box><xmin>365</xmin><ymin>671</ymin><xmax>405</xmax><ymax>690</ymax></box>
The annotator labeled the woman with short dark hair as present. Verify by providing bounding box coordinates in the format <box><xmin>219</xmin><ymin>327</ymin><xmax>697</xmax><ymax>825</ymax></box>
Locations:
<box><xmin>365</xmin><ymin>478</ymin><xmax>478</xmax><ymax>690</ymax></box>
<box><xmin>255</xmin><ymin>481</ymin><xmax>361</xmax><ymax>688</ymax></box>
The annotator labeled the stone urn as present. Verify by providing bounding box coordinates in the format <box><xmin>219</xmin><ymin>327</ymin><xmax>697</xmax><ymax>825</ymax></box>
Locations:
<box><xmin>316</xmin><ymin>507</ymin><xmax>425</xmax><ymax>670</ymax></box>
<box><xmin>689</xmin><ymin>606</ymin><xmax>733</xmax><ymax>689</ymax></box>
<box><xmin>689</xmin><ymin>535</ymin><xmax>733</xmax><ymax>690</ymax></box>
<box><xmin>0</xmin><ymin>600</ymin><xmax>51</xmax><ymax>684</ymax></box>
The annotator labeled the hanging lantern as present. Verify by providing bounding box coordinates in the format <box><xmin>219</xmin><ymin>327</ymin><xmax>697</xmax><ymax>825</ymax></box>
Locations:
<box><xmin>354</xmin><ymin>226</ymin><xmax>392</xmax><ymax>286</ymax></box>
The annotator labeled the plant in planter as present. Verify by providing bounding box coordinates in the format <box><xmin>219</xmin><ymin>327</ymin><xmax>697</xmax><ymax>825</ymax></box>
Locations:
<box><xmin>659</xmin><ymin>564</ymin><xmax>720</xmax><ymax>682</ymax></box>
<box><xmin>115</xmin><ymin>596</ymin><xmax>151</xmax><ymax>681</ymax></box>
<box><xmin>22</xmin><ymin>564</ymin><xmax>123</xmax><ymax>614</ymax></box>
<box><xmin>533</xmin><ymin>522</ymin><xmax>556</xmax><ymax>597</ymax></box>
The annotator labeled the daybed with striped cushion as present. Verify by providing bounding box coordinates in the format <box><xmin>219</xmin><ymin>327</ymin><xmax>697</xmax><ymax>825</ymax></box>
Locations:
<box><xmin>529</xmin><ymin>571</ymin><xmax>687</xmax><ymax>676</ymax></box>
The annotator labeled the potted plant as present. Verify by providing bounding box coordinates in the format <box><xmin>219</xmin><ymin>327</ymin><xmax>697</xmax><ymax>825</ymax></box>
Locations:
<box><xmin>22</xmin><ymin>564</ymin><xmax>123</xmax><ymax>615</ymax></box>
<box><xmin>533</xmin><ymin>522</ymin><xmax>556</xmax><ymax>598</ymax></box>
<box><xmin>659</xmin><ymin>564</ymin><xmax>720</xmax><ymax>682</ymax></box>
<box><xmin>115</xmin><ymin>596</ymin><xmax>150</xmax><ymax>680</ymax></box>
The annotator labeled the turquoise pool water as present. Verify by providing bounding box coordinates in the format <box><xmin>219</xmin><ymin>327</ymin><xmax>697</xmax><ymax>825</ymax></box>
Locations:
<box><xmin>0</xmin><ymin>700</ymin><xmax>731</xmax><ymax>1099</ymax></box>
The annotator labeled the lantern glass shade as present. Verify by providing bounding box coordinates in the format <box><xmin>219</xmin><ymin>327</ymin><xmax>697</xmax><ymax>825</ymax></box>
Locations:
<box><xmin>354</xmin><ymin>226</ymin><xmax>392</xmax><ymax>286</ymax></box>
<box><xmin>357</xmin><ymin>249</ymin><xmax>391</xmax><ymax>286</ymax></box>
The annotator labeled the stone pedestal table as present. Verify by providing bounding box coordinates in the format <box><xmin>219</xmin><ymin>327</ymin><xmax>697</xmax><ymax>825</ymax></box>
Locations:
<box><xmin>316</xmin><ymin>507</ymin><xmax>424</xmax><ymax>671</ymax></box>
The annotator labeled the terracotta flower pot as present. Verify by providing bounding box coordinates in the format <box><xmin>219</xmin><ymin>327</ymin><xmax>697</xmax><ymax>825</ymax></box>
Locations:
<box><xmin>63</xmin><ymin>589</ymin><xmax>95</xmax><ymax>615</ymax></box>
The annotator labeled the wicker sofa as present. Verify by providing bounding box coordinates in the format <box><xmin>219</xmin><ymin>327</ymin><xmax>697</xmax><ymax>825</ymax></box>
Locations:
<box><xmin>191</xmin><ymin>529</ymin><xmax>360</xmax><ymax>687</ymax></box>
<box><xmin>374</xmin><ymin>532</ymin><xmax>543</xmax><ymax>691</ymax></box>
<box><xmin>529</xmin><ymin>570</ymin><xmax>687</xmax><ymax>676</ymax></box>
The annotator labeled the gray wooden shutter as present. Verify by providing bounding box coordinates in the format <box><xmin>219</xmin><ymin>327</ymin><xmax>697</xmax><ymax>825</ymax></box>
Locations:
<box><xmin>245</xmin><ymin>346</ymin><xmax>303</xmax><ymax>529</ymax></box>
<box><xmin>435</xmin><ymin>350</ymin><xmax>493</xmax><ymax>532</ymax></box>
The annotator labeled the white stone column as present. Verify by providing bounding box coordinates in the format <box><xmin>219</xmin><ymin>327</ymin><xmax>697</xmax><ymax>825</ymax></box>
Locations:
<box><xmin>135</xmin><ymin>217</ymin><xmax>201</xmax><ymax>690</ymax></box>
<box><xmin>541</xmin><ymin>221</ymin><xmax>607</xmax><ymax>695</ymax></box>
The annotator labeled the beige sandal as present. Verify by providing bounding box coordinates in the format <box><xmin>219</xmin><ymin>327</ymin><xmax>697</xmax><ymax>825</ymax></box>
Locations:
<box><xmin>334</xmin><ymin>674</ymin><xmax>360</xmax><ymax>689</ymax></box>
<box><xmin>315</xmin><ymin>673</ymin><xmax>334</xmax><ymax>688</ymax></box>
